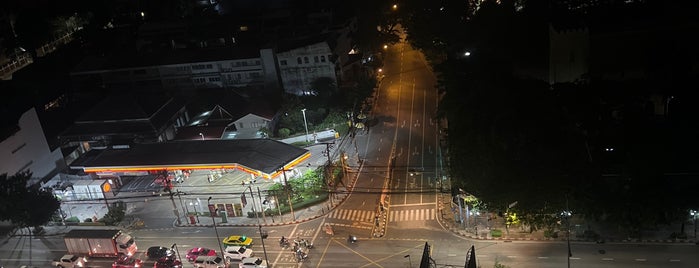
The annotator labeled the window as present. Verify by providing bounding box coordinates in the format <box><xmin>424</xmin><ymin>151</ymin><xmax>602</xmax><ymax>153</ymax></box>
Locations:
<box><xmin>280</xmin><ymin>60</ymin><xmax>288</xmax><ymax>66</ymax></box>
<box><xmin>239</xmin><ymin>122</ymin><xmax>245</xmax><ymax>128</ymax></box>
<box><xmin>320</xmin><ymin>56</ymin><xmax>326</xmax><ymax>62</ymax></box>
<box><xmin>304</xmin><ymin>57</ymin><xmax>309</xmax><ymax>64</ymax></box>
<box><xmin>255</xmin><ymin>60</ymin><xmax>260</xmax><ymax>65</ymax></box>
<box><xmin>297</xmin><ymin>57</ymin><xmax>302</xmax><ymax>64</ymax></box>
<box><xmin>208</xmin><ymin>77</ymin><xmax>220</xmax><ymax>82</ymax></box>
<box><xmin>314</xmin><ymin>56</ymin><xmax>319</xmax><ymax>63</ymax></box>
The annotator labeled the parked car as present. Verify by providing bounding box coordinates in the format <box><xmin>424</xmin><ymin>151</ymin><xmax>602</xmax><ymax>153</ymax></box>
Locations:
<box><xmin>186</xmin><ymin>247</ymin><xmax>217</xmax><ymax>262</ymax></box>
<box><xmin>222</xmin><ymin>235</ymin><xmax>253</xmax><ymax>248</ymax></box>
<box><xmin>239</xmin><ymin>258</ymin><xmax>268</xmax><ymax>268</ymax></box>
<box><xmin>153</xmin><ymin>256</ymin><xmax>182</xmax><ymax>268</ymax></box>
<box><xmin>224</xmin><ymin>246</ymin><xmax>253</xmax><ymax>262</ymax></box>
<box><xmin>192</xmin><ymin>256</ymin><xmax>225</xmax><ymax>268</ymax></box>
<box><xmin>112</xmin><ymin>254</ymin><xmax>142</xmax><ymax>268</ymax></box>
<box><xmin>146</xmin><ymin>246</ymin><xmax>173</xmax><ymax>259</ymax></box>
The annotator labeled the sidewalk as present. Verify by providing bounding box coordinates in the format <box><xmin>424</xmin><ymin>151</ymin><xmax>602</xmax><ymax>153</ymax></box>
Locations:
<box><xmin>437</xmin><ymin>193</ymin><xmax>699</xmax><ymax>244</ymax></box>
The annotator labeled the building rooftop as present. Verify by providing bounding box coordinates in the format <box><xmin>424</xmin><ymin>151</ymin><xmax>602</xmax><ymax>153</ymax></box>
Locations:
<box><xmin>70</xmin><ymin>139</ymin><xmax>310</xmax><ymax>177</ymax></box>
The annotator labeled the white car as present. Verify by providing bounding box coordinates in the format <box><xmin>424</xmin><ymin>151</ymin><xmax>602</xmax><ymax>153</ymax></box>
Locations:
<box><xmin>238</xmin><ymin>258</ymin><xmax>268</xmax><ymax>268</ymax></box>
<box><xmin>193</xmin><ymin>256</ymin><xmax>225</xmax><ymax>268</ymax></box>
<box><xmin>224</xmin><ymin>246</ymin><xmax>253</xmax><ymax>262</ymax></box>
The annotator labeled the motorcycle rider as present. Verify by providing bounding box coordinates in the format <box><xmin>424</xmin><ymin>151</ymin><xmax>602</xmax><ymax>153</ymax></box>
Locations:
<box><xmin>280</xmin><ymin>236</ymin><xmax>288</xmax><ymax>247</ymax></box>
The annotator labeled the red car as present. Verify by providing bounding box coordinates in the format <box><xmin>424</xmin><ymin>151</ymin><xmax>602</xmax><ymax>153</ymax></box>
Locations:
<box><xmin>186</xmin><ymin>247</ymin><xmax>217</xmax><ymax>262</ymax></box>
<box><xmin>154</xmin><ymin>256</ymin><xmax>183</xmax><ymax>268</ymax></box>
<box><xmin>112</xmin><ymin>254</ymin><xmax>142</xmax><ymax>268</ymax></box>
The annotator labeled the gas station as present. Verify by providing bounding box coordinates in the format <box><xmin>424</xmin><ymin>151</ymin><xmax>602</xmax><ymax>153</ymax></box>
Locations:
<box><xmin>64</xmin><ymin>139</ymin><xmax>310</xmax><ymax>224</ymax></box>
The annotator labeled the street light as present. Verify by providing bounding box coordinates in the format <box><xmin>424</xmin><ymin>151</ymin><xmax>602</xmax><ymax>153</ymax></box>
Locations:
<box><xmin>691</xmin><ymin>210</ymin><xmax>697</xmax><ymax>238</ymax></box>
<box><xmin>199</xmin><ymin>133</ymin><xmax>205</xmax><ymax>140</ymax></box>
<box><xmin>207</xmin><ymin>197</ymin><xmax>226</xmax><ymax>266</ymax></box>
<box><xmin>301</xmin><ymin>108</ymin><xmax>310</xmax><ymax>142</ymax></box>
<box><xmin>171</xmin><ymin>243</ymin><xmax>182</xmax><ymax>263</ymax></box>
<box><xmin>561</xmin><ymin>210</ymin><xmax>572</xmax><ymax>268</ymax></box>
<box><xmin>258</xmin><ymin>225</ymin><xmax>270</xmax><ymax>267</ymax></box>
<box><xmin>189</xmin><ymin>201</ymin><xmax>200</xmax><ymax>223</ymax></box>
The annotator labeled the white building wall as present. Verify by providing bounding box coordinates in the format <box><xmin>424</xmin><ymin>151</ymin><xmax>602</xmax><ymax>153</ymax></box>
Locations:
<box><xmin>0</xmin><ymin>108</ymin><xmax>65</xmax><ymax>182</ymax></box>
<box><xmin>277</xmin><ymin>42</ymin><xmax>337</xmax><ymax>95</ymax></box>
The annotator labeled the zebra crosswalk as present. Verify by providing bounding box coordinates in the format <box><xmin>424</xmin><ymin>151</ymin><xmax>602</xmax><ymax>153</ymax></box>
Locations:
<box><xmin>328</xmin><ymin>209</ymin><xmax>376</xmax><ymax>222</ymax></box>
<box><xmin>389</xmin><ymin>209</ymin><xmax>435</xmax><ymax>222</ymax></box>
<box><xmin>328</xmin><ymin>208</ymin><xmax>437</xmax><ymax>222</ymax></box>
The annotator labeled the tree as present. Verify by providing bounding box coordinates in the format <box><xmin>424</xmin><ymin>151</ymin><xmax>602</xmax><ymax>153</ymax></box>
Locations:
<box><xmin>0</xmin><ymin>171</ymin><xmax>61</xmax><ymax>229</ymax></box>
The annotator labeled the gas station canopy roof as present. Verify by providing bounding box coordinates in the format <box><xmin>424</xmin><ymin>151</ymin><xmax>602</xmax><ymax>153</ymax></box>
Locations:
<box><xmin>70</xmin><ymin>139</ymin><xmax>310</xmax><ymax>179</ymax></box>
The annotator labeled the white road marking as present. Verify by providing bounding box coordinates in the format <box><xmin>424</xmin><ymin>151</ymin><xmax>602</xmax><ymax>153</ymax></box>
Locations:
<box><xmin>602</xmin><ymin>258</ymin><xmax>614</xmax><ymax>261</ymax></box>
<box><xmin>635</xmin><ymin>259</ymin><xmax>647</xmax><ymax>262</ymax></box>
<box><xmin>537</xmin><ymin>257</ymin><xmax>548</xmax><ymax>259</ymax></box>
<box><xmin>669</xmin><ymin>259</ymin><xmax>681</xmax><ymax>262</ymax></box>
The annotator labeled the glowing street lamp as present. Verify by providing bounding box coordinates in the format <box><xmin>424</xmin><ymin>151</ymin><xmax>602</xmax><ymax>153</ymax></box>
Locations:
<box><xmin>392</xmin><ymin>4</ymin><xmax>398</xmax><ymax>10</ymax></box>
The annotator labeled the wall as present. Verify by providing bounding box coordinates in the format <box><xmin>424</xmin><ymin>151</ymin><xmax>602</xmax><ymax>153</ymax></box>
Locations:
<box><xmin>277</xmin><ymin>42</ymin><xmax>337</xmax><ymax>95</ymax></box>
<box><xmin>0</xmin><ymin>108</ymin><xmax>65</xmax><ymax>183</ymax></box>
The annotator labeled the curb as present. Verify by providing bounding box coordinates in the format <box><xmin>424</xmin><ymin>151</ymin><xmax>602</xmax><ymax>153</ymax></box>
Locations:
<box><xmin>446</xmin><ymin>226</ymin><xmax>699</xmax><ymax>244</ymax></box>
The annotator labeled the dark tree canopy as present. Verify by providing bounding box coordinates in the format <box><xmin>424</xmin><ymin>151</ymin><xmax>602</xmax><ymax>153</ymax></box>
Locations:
<box><xmin>0</xmin><ymin>172</ymin><xmax>61</xmax><ymax>228</ymax></box>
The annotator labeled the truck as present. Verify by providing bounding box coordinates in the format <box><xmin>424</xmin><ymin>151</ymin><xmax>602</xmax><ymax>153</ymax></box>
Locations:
<box><xmin>63</xmin><ymin>229</ymin><xmax>138</xmax><ymax>257</ymax></box>
<box><xmin>50</xmin><ymin>254</ymin><xmax>87</xmax><ymax>267</ymax></box>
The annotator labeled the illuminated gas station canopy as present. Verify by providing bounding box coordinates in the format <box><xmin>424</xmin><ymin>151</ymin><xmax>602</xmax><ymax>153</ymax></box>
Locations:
<box><xmin>70</xmin><ymin>139</ymin><xmax>310</xmax><ymax>179</ymax></box>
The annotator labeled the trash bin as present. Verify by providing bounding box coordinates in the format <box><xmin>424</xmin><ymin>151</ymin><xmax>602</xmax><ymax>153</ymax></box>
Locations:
<box><xmin>189</xmin><ymin>215</ymin><xmax>196</xmax><ymax>224</ymax></box>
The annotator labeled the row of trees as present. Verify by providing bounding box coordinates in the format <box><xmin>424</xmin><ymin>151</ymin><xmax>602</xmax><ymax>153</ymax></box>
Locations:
<box><xmin>400</xmin><ymin>0</ymin><xmax>699</xmax><ymax>236</ymax></box>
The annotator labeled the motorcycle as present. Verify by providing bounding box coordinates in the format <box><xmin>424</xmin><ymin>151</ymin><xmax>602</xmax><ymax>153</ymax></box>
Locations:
<box><xmin>280</xmin><ymin>238</ymin><xmax>290</xmax><ymax>248</ymax></box>
<box><xmin>295</xmin><ymin>249</ymin><xmax>308</xmax><ymax>262</ymax></box>
<box><xmin>348</xmin><ymin>235</ymin><xmax>357</xmax><ymax>244</ymax></box>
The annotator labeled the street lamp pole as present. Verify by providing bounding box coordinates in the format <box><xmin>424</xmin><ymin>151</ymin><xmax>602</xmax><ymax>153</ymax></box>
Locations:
<box><xmin>565</xmin><ymin>196</ymin><xmax>572</xmax><ymax>268</ymax></box>
<box><xmin>258</xmin><ymin>225</ymin><xmax>271</xmax><ymax>267</ymax></box>
<box><xmin>691</xmin><ymin>210</ymin><xmax>697</xmax><ymax>238</ymax></box>
<box><xmin>171</xmin><ymin>243</ymin><xmax>182</xmax><ymax>263</ymax></box>
<box><xmin>199</xmin><ymin>132</ymin><xmax>205</xmax><ymax>140</ymax></box>
<box><xmin>207</xmin><ymin>197</ymin><xmax>226</xmax><ymax>265</ymax></box>
<box><xmin>189</xmin><ymin>201</ymin><xmax>200</xmax><ymax>223</ymax></box>
<box><xmin>281</xmin><ymin>168</ymin><xmax>295</xmax><ymax>221</ymax></box>
<box><xmin>301</xmin><ymin>108</ymin><xmax>309</xmax><ymax>142</ymax></box>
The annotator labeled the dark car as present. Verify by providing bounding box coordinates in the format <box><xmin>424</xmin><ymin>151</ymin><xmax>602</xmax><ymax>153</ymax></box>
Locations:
<box><xmin>147</xmin><ymin>246</ymin><xmax>173</xmax><ymax>259</ymax></box>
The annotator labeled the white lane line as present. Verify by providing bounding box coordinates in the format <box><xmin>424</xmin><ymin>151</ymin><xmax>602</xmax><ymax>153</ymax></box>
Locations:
<box><xmin>602</xmin><ymin>258</ymin><xmax>614</xmax><ymax>261</ymax></box>
<box><xmin>507</xmin><ymin>256</ymin><xmax>516</xmax><ymax>258</ymax></box>
<box><xmin>635</xmin><ymin>259</ymin><xmax>647</xmax><ymax>262</ymax></box>
<box><xmin>537</xmin><ymin>257</ymin><xmax>549</xmax><ymax>259</ymax></box>
<box><xmin>669</xmin><ymin>259</ymin><xmax>681</xmax><ymax>262</ymax></box>
<box><xmin>570</xmin><ymin>257</ymin><xmax>581</xmax><ymax>260</ymax></box>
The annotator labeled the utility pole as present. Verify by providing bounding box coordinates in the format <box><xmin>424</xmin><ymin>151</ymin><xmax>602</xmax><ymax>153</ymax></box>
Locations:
<box><xmin>281</xmin><ymin>169</ymin><xmax>295</xmax><ymax>221</ymax></box>
<box><xmin>257</xmin><ymin>186</ymin><xmax>267</xmax><ymax>223</ymax></box>
<box><xmin>166</xmin><ymin>176</ymin><xmax>181</xmax><ymax>225</ymax></box>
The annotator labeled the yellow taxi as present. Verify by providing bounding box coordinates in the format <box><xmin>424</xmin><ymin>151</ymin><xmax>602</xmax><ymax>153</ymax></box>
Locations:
<box><xmin>222</xmin><ymin>235</ymin><xmax>253</xmax><ymax>248</ymax></box>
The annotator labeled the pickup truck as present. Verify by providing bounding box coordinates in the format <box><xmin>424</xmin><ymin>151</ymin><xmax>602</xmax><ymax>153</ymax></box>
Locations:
<box><xmin>50</xmin><ymin>254</ymin><xmax>87</xmax><ymax>268</ymax></box>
